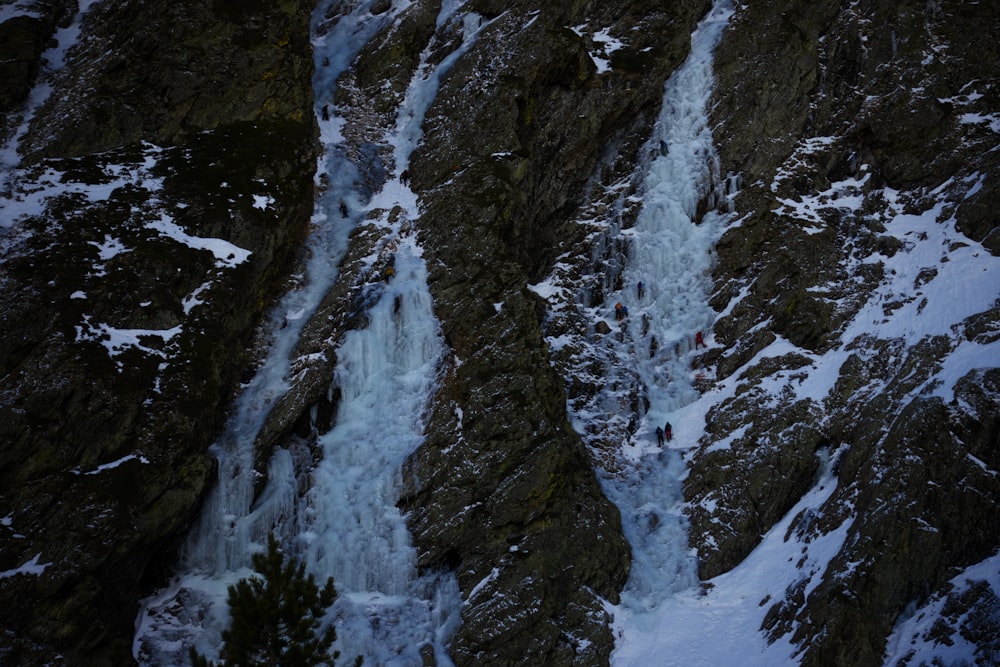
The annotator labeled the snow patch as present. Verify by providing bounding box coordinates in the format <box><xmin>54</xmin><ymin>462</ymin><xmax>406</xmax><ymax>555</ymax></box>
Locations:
<box><xmin>0</xmin><ymin>552</ymin><xmax>52</xmax><ymax>580</ymax></box>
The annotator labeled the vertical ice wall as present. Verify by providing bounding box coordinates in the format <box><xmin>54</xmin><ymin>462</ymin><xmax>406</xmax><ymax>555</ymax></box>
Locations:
<box><xmin>563</xmin><ymin>0</ymin><xmax>735</xmax><ymax>627</ymax></box>
<box><xmin>604</xmin><ymin>0</ymin><xmax>735</xmax><ymax>628</ymax></box>
<box><xmin>297</xmin><ymin>235</ymin><xmax>459</xmax><ymax>664</ymax></box>
<box><xmin>299</xmin><ymin>5</ymin><xmax>491</xmax><ymax>661</ymax></box>
<box><xmin>606</xmin><ymin>0</ymin><xmax>734</xmax><ymax>616</ymax></box>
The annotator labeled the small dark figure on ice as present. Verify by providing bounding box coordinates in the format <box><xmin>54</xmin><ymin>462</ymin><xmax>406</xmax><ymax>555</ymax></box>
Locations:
<box><xmin>655</xmin><ymin>426</ymin><xmax>664</xmax><ymax>448</ymax></box>
<box><xmin>637</xmin><ymin>281</ymin><xmax>644</xmax><ymax>299</ymax></box>
<box><xmin>664</xmin><ymin>422</ymin><xmax>673</xmax><ymax>442</ymax></box>
<box><xmin>400</xmin><ymin>169</ymin><xmax>410</xmax><ymax>186</ymax></box>
<box><xmin>695</xmin><ymin>331</ymin><xmax>707</xmax><ymax>349</ymax></box>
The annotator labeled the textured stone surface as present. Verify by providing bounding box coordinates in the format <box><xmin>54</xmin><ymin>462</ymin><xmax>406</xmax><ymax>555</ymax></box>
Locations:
<box><xmin>0</xmin><ymin>0</ymin><xmax>76</xmax><ymax>142</ymax></box>
<box><xmin>19</xmin><ymin>0</ymin><xmax>315</xmax><ymax>162</ymax></box>
<box><xmin>0</xmin><ymin>0</ymin><xmax>317</xmax><ymax>663</ymax></box>
<box><xmin>684</xmin><ymin>1</ymin><xmax>1000</xmax><ymax>664</ymax></box>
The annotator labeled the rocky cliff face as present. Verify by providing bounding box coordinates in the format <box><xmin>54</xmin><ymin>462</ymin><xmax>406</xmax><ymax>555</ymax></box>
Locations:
<box><xmin>399</xmin><ymin>1</ymin><xmax>707</xmax><ymax>662</ymax></box>
<box><xmin>685</xmin><ymin>1</ymin><xmax>1000</xmax><ymax>665</ymax></box>
<box><xmin>1</xmin><ymin>0</ymin><xmax>998</xmax><ymax>666</ymax></box>
<box><xmin>0</xmin><ymin>0</ymin><xmax>317</xmax><ymax>664</ymax></box>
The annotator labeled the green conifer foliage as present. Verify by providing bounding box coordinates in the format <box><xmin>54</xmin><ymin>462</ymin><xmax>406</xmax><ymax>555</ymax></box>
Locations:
<box><xmin>190</xmin><ymin>534</ymin><xmax>360</xmax><ymax>667</ymax></box>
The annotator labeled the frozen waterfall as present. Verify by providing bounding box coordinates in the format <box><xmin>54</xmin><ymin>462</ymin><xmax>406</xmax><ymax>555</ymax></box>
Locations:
<box><xmin>590</xmin><ymin>0</ymin><xmax>735</xmax><ymax>641</ymax></box>
<box><xmin>132</xmin><ymin>1</ymin><xmax>488</xmax><ymax>664</ymax></box>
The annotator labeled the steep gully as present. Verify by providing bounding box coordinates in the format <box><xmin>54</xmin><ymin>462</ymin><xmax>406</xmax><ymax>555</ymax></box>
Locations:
<box><xmin>567</xmin><ymin>0</ymin><xmax>735</xmax><ymax>617</ymax></box>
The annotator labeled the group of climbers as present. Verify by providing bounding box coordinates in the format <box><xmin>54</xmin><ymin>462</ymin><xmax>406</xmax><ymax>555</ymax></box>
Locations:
<box><xmin>606</xmin><ymin>280</ymin><xmax>716</xmax><ymax>450</ymax></box>
<box><xmin>612</xmin><ymin>282</ymin><xmax>709</xmax><ymax>348</ymax></box>
<box><xmin>615</xmin><ymin>282</ymin><xmax>643</xmax><ymax>320</ymax></box>
<box><xmin>655</xmin><ymin>422</ymin><xmax>673</xmax><ymax>447</ymax></box>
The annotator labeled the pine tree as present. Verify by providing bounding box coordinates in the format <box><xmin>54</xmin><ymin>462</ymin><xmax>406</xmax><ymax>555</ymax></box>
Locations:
<box><xmin>191</xmin><ymin>534</ymin><xmax>359</xmax><ymax>667</ymax></box>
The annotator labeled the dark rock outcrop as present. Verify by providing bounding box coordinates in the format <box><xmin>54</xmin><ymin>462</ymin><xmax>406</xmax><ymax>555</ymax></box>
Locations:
<box><xmin>0</xmin><ymin>1</ymin><xmax>317</xmax><ymax>664</ymax></box>
<box><xmin>0</xmin><ymin>0</ymin><xmax>77</xmax><ymax>143</ymax></box>
<box><xmin>18</xmin><ymin>0</ymin><xmax>316</xmax><ymax>162</ymax></box>
<box><xmin>684</xmin><ymin>0</ymin><xmax>1000</xmax><ymax>664</ymax></box>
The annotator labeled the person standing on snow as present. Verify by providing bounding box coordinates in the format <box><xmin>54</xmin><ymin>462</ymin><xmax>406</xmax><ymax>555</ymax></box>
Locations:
<box><xmin>695</xmin><ymin>331</ymin><xmax>707</xmax><ymax>349</ymax></box>
<box><xmin>655</xmin><ymin>425</ymin><xmax>665</xmax><ymax>448</ymax></box>
<box><xmin>664</xmin><ymin>422</ymin><xmax>673</xmax><ymax>442</ymax></box>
